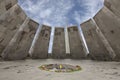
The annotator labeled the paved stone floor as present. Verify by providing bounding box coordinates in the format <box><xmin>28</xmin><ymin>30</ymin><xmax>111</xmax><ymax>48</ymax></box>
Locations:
<box><xmin>0</xmin><ymin>59</ymin><xmax>120</xmax><ymax>80</ymax></box>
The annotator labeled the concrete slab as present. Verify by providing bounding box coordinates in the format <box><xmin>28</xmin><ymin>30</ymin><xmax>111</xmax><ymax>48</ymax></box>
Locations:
<box><xmin>30</xmin><ymin>25</ymin><xmax>51</xmax><ymax>59</ymax></box>
<box><xmin>81</xmin><ymin>19</ymin><xmax>112</xmax><ymax>61</ymax></box>
<box><xmin>105</xmin><ymin>0</ymin><xmax>120</xmax><ymax>18</ymax></box>
<box><xmin>0</xmin><ymin>0</ymin><xmax>17</xmax><ymax>16</ymax></box>
<box><xmin>94</xmin><ymin>6</ymin><xmax>120</xmax><ymax>61</ymax></box>
<box><xmin>68</xmin><ymin>26</ymin><xmax>86</xmax><ymax>59</ymax></box>
<box><xmin>0</xmin><ymin>4</ymin><xmax>26</xmax><ymax>56</ymax></box>
<box><xmin>52</xmin><ymin>27</ymin><xmax>66</xmax><ymax>59</ymax></box>
<box><xmin>1</xmin><ymin>18</ymin><xmax>38</xmax><ymax>60</ymax></box>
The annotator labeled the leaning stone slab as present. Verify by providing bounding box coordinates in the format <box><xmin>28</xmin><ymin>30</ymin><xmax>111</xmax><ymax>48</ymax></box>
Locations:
<box><xmin>52</xmin><ymin>27</ymin><xmax>66</xmax><ymax>59</ymax></box>
<box><xmin>29</xmin><ymin>25</ymin><xmax>51</xmax><ymax>59</ymax></box>
<box><xmin>0</xmin><ymin>4</ymin><xmax>26</xmax><ymax>56</ymax></box>
<box><xmin>81</xmin><ymin>19</ymin><xmax>113</xmax><ymax>61</ymax></box>
<box><xmin>1</xmin><ymin>18</ymin><xmax>38</xmax><ymax>60</ymax></box>
<box><xmin>94</xmin><ymin>6</ymin><xmax>120</xmax><ymax>61</ymax></box>
<box><xmin>68</xmin><ymin>26</ymin><xmax>86</xmax><ymax>59</ymax></box>
<box><xmin>0</xmin><ymin>0</ymin><xmax>17</xmax><ymax>16</ymax></box>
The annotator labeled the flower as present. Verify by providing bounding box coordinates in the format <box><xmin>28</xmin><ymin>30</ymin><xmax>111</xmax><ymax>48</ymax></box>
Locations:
<box><xmin>59</xmin><ymin>64</ymin><xmax>63</xmax><ymax>69</ymax></box>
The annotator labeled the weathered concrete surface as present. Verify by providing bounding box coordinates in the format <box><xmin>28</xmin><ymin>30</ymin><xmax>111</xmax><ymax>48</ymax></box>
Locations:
<box><xmin>1</xmin><ymin>18</ymin><xmax>38</xmax><ymax>60</ymax></box>
<box><xmin>52</xmin><ymin>27</ymin><xmax>66</xmax><ymax>59</ymax></box>
<box><xmin>0</xmin><ymin>4</ymin><xmax>26</xmax><ymax>56</ymax></box>
<box><xmin>68</xmin><ymin>26</ymin><xmax>86</xmax><ymax>59</ymax></box>
<box><xmin>94</xmin><ymin>6</ymin><xmax>120</xmax><ymax>61</ymax></box>
<box><xmin>81</xmin><ymin>19</ymin><xmax>112</xmax><ymax>61</ymax></box>
<box><xmin>0</xmin><ymin>0</ymin><xmax>17</xmax><ymax>16</ymax></box>
<box><xmin>30</xmin><ymin>25</ymin><xmax>51</xmax><ymax>59</ymax></box>
<box><xmin>104</xmin><ymin>0</ymin><xmax>120</xmax><ymax>18</ymax></box>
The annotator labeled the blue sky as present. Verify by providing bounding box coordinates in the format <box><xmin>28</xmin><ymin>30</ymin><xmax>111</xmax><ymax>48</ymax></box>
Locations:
<box><xmin>18</xmin><ymin>0</ymin><xmax>104</xmax><ymax>27</ymax></box>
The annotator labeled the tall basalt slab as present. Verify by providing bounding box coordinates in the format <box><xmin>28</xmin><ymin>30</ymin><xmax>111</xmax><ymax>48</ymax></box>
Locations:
<box><xmin>1</xmin><ymin>18</ymin><xmax>38</xmax><ymax>60</ymax></box>
<box><xmin>52</xmin><ymin>27</ymin><xmax>66</xmax><ymax>59</ymax></box>
<box><xmin>94</xmin><ymin>6</ymin><xmax>120</xmax><ymax>61</ymax></box>
<box><xmin>81</xmin><ymin>19</ymin><xmax>112</xmax><ymax>61</ymax></box>
<box><xmin>31</xmin><ymin>25</ymin><xmax>51</xmax><ymax>59</ymax></box>
<box><xmin>104</xmin><ymin>0</ymin><xmax>120</xmax><ymax>18</ymax></box>
<box><xmin>0</xmin><ymin>0</ymin><xmax>17</xmax><ymax>16</ymax></box>
<box><xmin>68</xmin><ymin>26</ymin><xmax>85</xmax><ymax>59</ymax></box>
<box><xmin>0</xmin><ymin>4</ymin><xmax>26</xmax><ymax>56</ymax></box>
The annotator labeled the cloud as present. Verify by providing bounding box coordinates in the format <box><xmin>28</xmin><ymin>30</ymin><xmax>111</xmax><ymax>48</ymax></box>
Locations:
<box><xmin>18</xmin><ymin>0</ymin><xmax>104</xmax><ymax>26</ymax></box>
<box><xmin>73</xmin><ymin>0</ymin><xmax>104</xmax><ymax>24</ymax></box>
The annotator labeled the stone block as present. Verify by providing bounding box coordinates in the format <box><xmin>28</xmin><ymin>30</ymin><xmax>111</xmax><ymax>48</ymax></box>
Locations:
<box><xmin>81</xmin><ymin>19</ymin><xmax>112</xmax><ymax>61</ymax></box>
<box><xmin>0</xmin><ymin>0</ymin><xmax>17</xmax><ymax>16</ymax></box>
<box><xmin>68</xmin><ymin>26</ymin><xmax>86</xmax><ymax>59</ymax></box>
<box><xmin>30</xmin><ymin>25</ymin><xmax>51</xmax><ymax>59</ymax></box>
<box><xmin>0</xmin><ymin>4</ymin><xmax>26</xmax><ymax>56</ymax></box>
<box><xmin>94</xmin><ymin>6</ymin><xmax>120</xmax><ymax>61</ymax></box>
<box><xmin>104</xmin><ymin>0</ymin><xmax>120</xmax><ymax>18</ymax></box>
<box><xmin>52</xmin><ymin>27</ymin><xmax>66</xmax><ymax>59</ymax></box>
<box><xmin>1</xmin><ymin>18</ymin><xmax>38</xmax><ymax>60</ymax></box>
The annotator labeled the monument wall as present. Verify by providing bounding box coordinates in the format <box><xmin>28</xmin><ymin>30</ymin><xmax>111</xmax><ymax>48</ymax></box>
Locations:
<box><xmin>68</xmin><ymin>26</ymin><xmax>86</xmax><ymax>59</ymax></box>
<box><xmin>104</xmin><ymin>0</ymin><xmax>120</xmax><ymax>18</ymax></box>
<box><xmin>0</xmin><ymin>4</ymin><xmax>26</xmax><ymax>56</ymax></box>
<box><xmin>81</xmin><ymin>19</ymin><xmax>112</xmax><ymax>61</ymax></box>
<box><xmin>1</xmin><ymin>18</ymin><xmax>38</xmax><ymax>60</ymax></box>
<box><xmin>94</xmin><ymin>6</ymin><xmax>120</xmax><ymax>60</ymax></box>
<box><xmin>0</xmin><ymin>0</ymin><xmax>17</xmax><ymax>16</ymax></box>
<box><xmin>52</xmin><ymin>27</ymin><xmax>66</xmax><ymax>59</ymax></box>
<box><xmin>30</xmin><ymin>25</ymin><xmax>51</xmax><ymax>59</ymax></box>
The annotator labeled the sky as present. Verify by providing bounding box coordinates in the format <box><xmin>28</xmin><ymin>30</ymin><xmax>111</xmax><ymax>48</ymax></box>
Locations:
<box><xmin>18</xmin><ymin>0</ymin><xmax>104</xmax><ymax>27</ymax></box>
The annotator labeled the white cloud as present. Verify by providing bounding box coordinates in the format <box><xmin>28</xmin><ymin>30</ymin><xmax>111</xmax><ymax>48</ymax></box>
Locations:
<box><xmin>73</xmin><ymin>0</ymin><xmax>104</xmax><ymax>24</ymax></box>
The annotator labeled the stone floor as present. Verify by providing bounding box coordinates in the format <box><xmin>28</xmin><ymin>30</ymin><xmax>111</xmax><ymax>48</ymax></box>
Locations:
<box><xmin>0</xmin><ymin>59</ymin><xmax>120</xmax><ymax>80</ymax></box>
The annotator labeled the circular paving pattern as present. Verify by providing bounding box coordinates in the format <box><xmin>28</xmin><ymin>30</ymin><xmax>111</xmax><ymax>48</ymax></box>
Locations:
<box><xmin>39</xmin><ymin>64</ymin><xmax>82</xmax><ymax>73</ymax></box>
